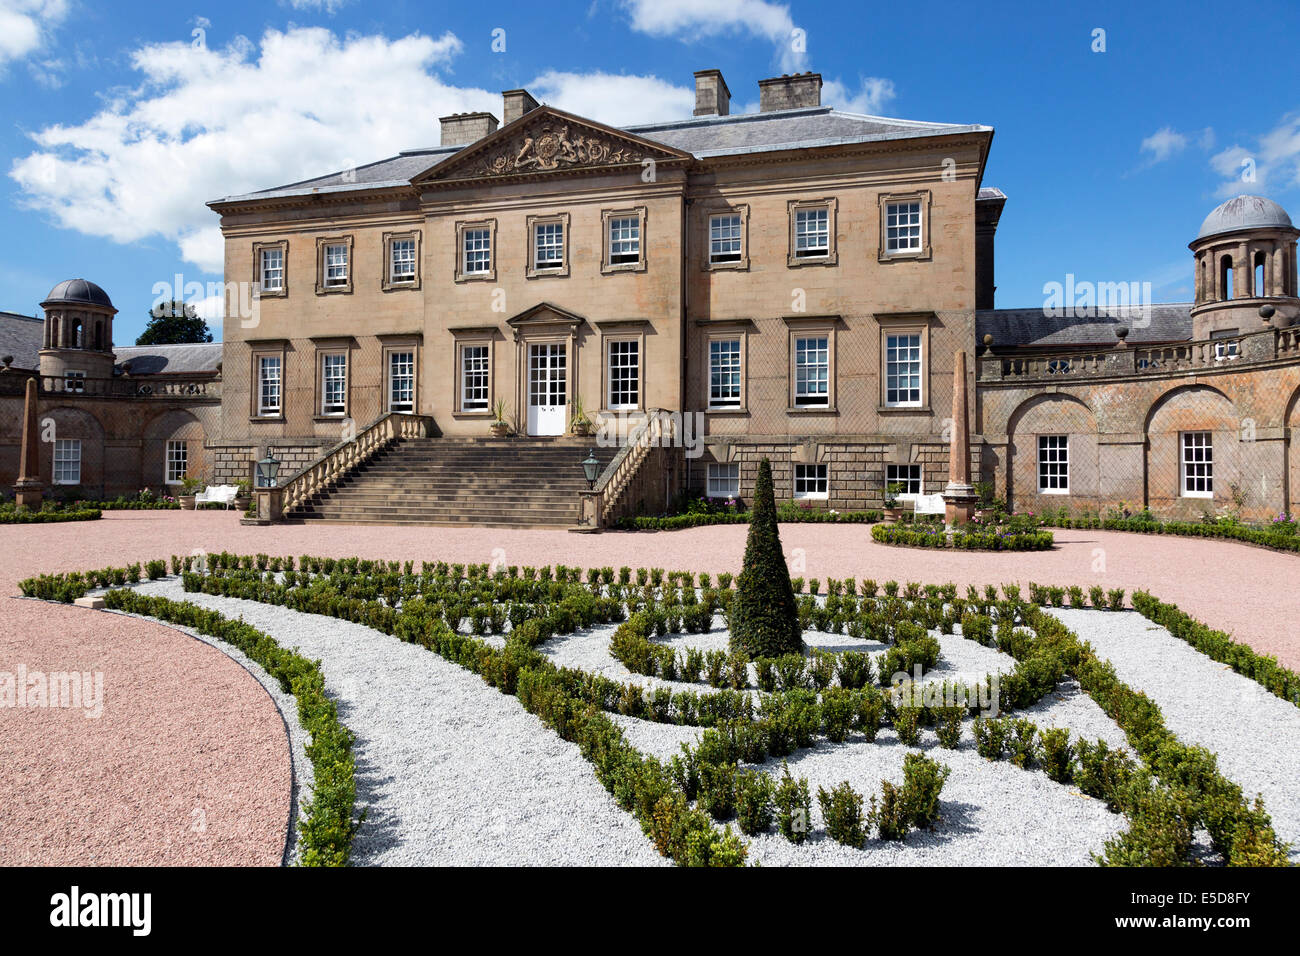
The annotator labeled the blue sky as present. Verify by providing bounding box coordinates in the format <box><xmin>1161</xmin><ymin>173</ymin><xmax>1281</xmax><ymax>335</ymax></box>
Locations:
<box><xmin>2</xmin><ymin>0</ymin><xmax>1298</xmax><ymax>343</ymax></box>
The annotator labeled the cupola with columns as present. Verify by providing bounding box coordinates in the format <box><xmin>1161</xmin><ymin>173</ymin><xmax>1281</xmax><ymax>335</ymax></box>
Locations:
<box><xmin>1189</xmin><ymin>195</ymin><xmax>1298</xmax><ymax>337</ymax></box>
<box><xmin>38</xmin><ymin>278</ymin><xmax>118</xmax><ymax>381</ymax></box>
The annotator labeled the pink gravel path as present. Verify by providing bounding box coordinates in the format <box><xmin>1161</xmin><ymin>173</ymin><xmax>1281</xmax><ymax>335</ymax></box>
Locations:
<box><xmin>4</xmin><ymin>510</ymin><xmax>1297</xmax><ymax>669</ymax></box>
<box><xmin>1</xmin><ymin>519</ymin><xmax>291</xmax><ymax>866</ymax></box>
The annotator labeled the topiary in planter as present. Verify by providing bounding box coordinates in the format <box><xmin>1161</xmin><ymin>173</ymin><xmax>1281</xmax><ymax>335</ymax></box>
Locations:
<box><xmin>729</xmin><ymin>458</ymin><xmax>802</xmax><ymax>659</ymax></box>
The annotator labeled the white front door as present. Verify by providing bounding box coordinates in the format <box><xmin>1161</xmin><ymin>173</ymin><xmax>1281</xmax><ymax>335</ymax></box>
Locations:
<box><xmin>527</xmin><ymin>343</ymin><xmax>567</xmax><ymax>436</ymax></box>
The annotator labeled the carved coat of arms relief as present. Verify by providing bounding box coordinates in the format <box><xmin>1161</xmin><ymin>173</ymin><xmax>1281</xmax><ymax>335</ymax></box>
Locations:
<box><xmin>476</xmin><ymin>124</ymin><xmax>639</xmax><ymax>177</ymax></box>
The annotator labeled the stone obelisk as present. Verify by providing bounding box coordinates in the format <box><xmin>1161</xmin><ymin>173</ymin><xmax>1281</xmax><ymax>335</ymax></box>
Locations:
<box><xmin>14</xmin><ymin>376</ymin><xmax>43</xmax><ymax>508</ymax></box>
<box><xmin>942</xmin><ymin>349</ymin><xmax>977</xmax><ymax>525</ymax></box>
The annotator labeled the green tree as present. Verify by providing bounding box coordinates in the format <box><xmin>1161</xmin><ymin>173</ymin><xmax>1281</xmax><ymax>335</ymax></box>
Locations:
<box><xmin>729</xmin><ymin>457</ymin><xmax>803</xmax><ymax>658</ymax></box>
<box><xmin>136</xmin><ymin>300</ymin><xmax>212</xmax><ymax>345</ymax></box>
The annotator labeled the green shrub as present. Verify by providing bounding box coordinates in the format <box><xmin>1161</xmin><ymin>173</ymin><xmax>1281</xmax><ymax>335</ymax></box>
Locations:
<box><xmin>836</xmin><ymin>651</ymin><xmax>872</xmax><ymax>689</ymax></box>
<box><xmin>857</xmin><ymin>687</ymin><xmax>885</xmax><ymax>742</ymax></box>
<box><xmin>820</xmin><ymin>687</ymin><xmax>855</xmax><ymax>743</ymax></box>
<box><xmin>1074</xmin><ymin>740</ymin><xmax>1137</xmax><ymax>811</ymax></box>
<box><xmin>1039</xmin><ymin>728</ymin><xmax>1075</xmax><ymax>783</ymax></box>
<box><xmin>817</xmin><ymin>781</ymin><xmax>866</xmax><ymax>848</ymax></box>
<box><xmin>774</xmin><ymin>763</ymin><xmax>812</xmax><ymax>843</ymax></box>
<box><xmin>934</xmin><ymin>706</ymin><xmax>964</xmax><ymax>749</ymax></box>
<box><xmin>1007</xmin><ymin>718</ymin><xmax>1038</xmax><ymax>769</ymax></box>
<box><xmin>973</xmin><ymin>715</ymin><xmax>1007</xmax><ymax>760</ymax></box>
<box><xmin>900</xmin><ymin>752</ymin><xmax>951</xmax><ymax>828</ymax></box>
<box><xmin>1089</xmin><ymin>585</ymin><xmax>1106</xmax><ymax>608</ymax></box>
<box><xmin>729</xmin><ymin>459</ymin><xmax>802</xmax><ymax>659</ymax></box>
<box><xmin>735</xmin><ymin>770</ymin><xmax>775</xmax><ymax>836</ymax></box>
<box><xmin>893</xmin><ymin>704</ymin><xmax>923</xmax><ymax>746</ymax></box>
<box><xmin>869</xmin><ymin>781</ymin><xmax>910</xmax><ymax>841</ymax></box>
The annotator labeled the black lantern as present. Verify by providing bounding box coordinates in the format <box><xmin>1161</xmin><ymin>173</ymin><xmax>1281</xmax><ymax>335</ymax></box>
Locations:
<box><xmin>580</xmin><ymin>449</ymin><xmax>600</xmax><ymax>490</ymax></box>
<box><xmin>256</xmin><ymin>453</ymin><xmax>281</xmax><ymax>489</ymax></box>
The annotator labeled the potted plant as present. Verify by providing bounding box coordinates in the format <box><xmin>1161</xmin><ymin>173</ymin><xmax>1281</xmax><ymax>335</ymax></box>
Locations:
<box><xmin>178</xmin><ymin>474</ymin><xmax>202</xmax><ymax>510</ymax></box>
<box><xmin>883</xmin><ymin>482</ymin><xmax>905</xmax><ymax>523</ymax></box>
<box><xmin>569</xmin><ymin>395</ymin><xmax>594</xmax><ymax>437</ymax></box>
<box><xmin>233</xmin><ymin>478</ymin><xmax>252</xmax><ymax>512</ymax></box>
<box><xmin>490</xmin><ymin>398</ymin><xmax>511</xmax><ymax>438</ymax></box>
<box><xmin>973</xmin><ymin>480</ymin><xmax>996</xmax><ymax>521</ymax></box>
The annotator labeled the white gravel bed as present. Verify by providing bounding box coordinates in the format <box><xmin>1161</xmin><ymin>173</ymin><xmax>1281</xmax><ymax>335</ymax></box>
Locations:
<box><xmin>130</xmin><ymin>579</ymin><xmax>667</xmax><ymax>867</ymax></box>
<box><xmin>1049</xmin><ymin>607</ymin><xmax>1300</xmax><ymax>861</ymax></box>
<box><xmin>1019</xmin><ymin>679</ymin><xmax>1130</xmax><ymax>750</ymax></box>
<box><xmin>740</xmin><ymin>732</ymin><xmax>1124</xmax><ymax>866</ymax></box>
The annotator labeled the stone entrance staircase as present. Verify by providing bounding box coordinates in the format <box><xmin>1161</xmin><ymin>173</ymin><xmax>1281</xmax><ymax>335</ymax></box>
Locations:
<box><xmin>286</xmin><ymin>436</ymin><xmax>618</xmax><ymax>527</ymax></box>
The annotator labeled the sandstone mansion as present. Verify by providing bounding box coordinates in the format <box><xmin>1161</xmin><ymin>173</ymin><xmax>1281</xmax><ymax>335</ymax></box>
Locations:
<box><xmin>2</xmin><ymin>68</ymin><xmax>1298</xmax><ymax>526</ymax></box>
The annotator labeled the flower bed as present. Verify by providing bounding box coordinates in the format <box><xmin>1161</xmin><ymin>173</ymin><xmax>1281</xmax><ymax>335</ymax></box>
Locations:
<box><xmin>1009</xmin><ymin>510</ymin><xmax>1300</xmax><ymax>554</ymax></box>
<box><xmin>871</xmin><ymin>523</ymin><xmax>1054</xmax><ymax>551</ymax></box>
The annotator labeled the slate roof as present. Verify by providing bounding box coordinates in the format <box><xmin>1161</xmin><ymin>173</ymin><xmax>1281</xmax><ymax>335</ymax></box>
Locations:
<box><xmin>212</xmin><ymin>105</ymin><xmax>990</xmax><ymax>205</ymax></box>
<box><xmin>977</xmin><ymin>304</ymin><xmax>1193</xmax><ymax>349</ymax></box>
<box><xmin>0</xmin><ymin>312</ymin><xmax>223</xmax><ymax>374</ymax></box>
<box><xmin>0</xmin><ymin>311</ymin><xmax>43</xmax><ymax>370</ymax></box>
<box><xmin>114</xmin><ymin>343</ymin><xmax>223</xmax><ymax>375</ymax></box>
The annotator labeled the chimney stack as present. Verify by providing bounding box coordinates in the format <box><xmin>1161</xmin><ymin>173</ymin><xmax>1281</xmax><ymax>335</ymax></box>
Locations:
<box><xmin>502</xmin><ymin>89</ymin><xmax>540</xmax><ymax>126</ymax></box>
<box><xmin>693</xmin><ymin>69</ymin><xmax>731</xmax><ymax>117</ymax></box>
<box><xmin>439</xmin><ymin>112</ymin><xmax>499</xmax><ymax>147</ymax></box>
<box><xmin>758</xmin><ymin>72</ymin><xmax>822</xmax><ymax>112</ymax></box>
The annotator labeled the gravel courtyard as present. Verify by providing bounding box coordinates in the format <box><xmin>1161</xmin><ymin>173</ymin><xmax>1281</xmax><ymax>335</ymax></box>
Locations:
<box><xmin>2</xmin><ymin>511</ymin><xmax>1296</xmax><ymax>865</ymax></box>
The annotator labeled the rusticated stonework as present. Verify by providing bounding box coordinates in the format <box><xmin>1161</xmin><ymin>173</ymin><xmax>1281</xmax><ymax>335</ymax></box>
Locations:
<box><xmin>475</xmin><ymin>123</ymin><xmax>640</xmax><ymax>177</ymax></box>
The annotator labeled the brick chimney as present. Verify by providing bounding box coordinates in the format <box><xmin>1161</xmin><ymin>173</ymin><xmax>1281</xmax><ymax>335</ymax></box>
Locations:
<box><xmin>502</xmin><ymin>89</ymin><xmax>540</xmax><ymax>126</ymax></box>
<box><xmin>693</xmin><ymin>69</ymin><xmax>730</xmax><ymax>117</ymax></box>
<box><xmin>439</xmin><ymin>112</ymin><xmax>500</xmax><ymax>147</ymax></box>
<box><xmin>758</xmin><ymin>72</ymin><xmax>822</xmax><ymax>112</ymax></box>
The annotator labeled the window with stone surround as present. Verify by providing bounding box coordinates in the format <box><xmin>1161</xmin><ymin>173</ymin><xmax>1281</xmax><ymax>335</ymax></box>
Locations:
<box><xmin>315</xmin><ymin>235</ymin><xmax>354</xmax><ymax>294</ymax></box>
<box><xmin>707</xmin><ymin>463</ymin><xmax>739</xmax><ymax>499</ymax></box>
<box><xmin>387</xmin><ymin>349</ymin><xmax>416</xmax><ymax>413</ymax></box>
<box><xmin>794</xmin><ymin>336</ymin><xmax>829</xmax><ymax>407</ymax></box>
<box><xmin>255</xmin><ymin>241</ymin><xmax>287</xmax><ymax>295</ymax></box>
<box><xmin>793</xmin><ymin>463</ymin><xmax>828</xmax><ymax>500</ymax></box>
<box><xmin>527</xmin><ymin>213</ymin><xmax>570</xmax><ymax>277</ymax></box>
<box><xmin>383</xmin><ymin>231</ymin><xmax>420</xmax><ymax>290</ymax></box>
<box><xmin>885</xmin><ymin>333</ymin><xmax>923</xmax><ymax>407</ymax></box>
<box><xmin>703</xmin><ymin>204</ymin><xmax>748</xmax><ymax>270</ymax></box>
<box><xmin>166</xmin><ymin>440</ymin><xmax>188</xmax><ymax>485</ymax></box>
<box><xmin>320</xmin><ymin>352</ymin><xmax>348</xmax><ymax>416</ymax></box>
<box><xmin>54</xmin><ymin>438</ymin><xmax>81</xmax><ymax>485</ymax></box>
<box><xmin>886</xmin><ymin>464</ymin><xmax>922</xmax><ymax>499</ymax></box>
<box><xmin>456</xmin><ymin>220</ymin><xmax>496</xmax><ymax>282</ymax></box>
<box><xmin>606</xmin><ymin>339</ymin><xmax>640</xmax><ymax>410</ymax></box>
<box><xmin>787</xmin><ymin>198</ymin><xmax>837</xmax><ymax>266</ymax></box>
<box><xmin>878</xmin><ymin>191</ymin><xmax>932</xmax><ymax>261</ymax></box>
<box><xmin>708</xmin><ymin>338</ymin><xmax>743</xmax><ymax>409</ymax></box>
<box><xmin>257</xmin><ymin>354</ymin><xmax>281</xmax><ymax>416</ymax></box>
<box><xmin>1037</xmin><ymin>436</ymin><xmax>1069</xmax><ymax>494</ymax></box>
<box><xmin>602</xmin><ymin>207</ymin><xmax>646</xmax><ymax>272</ymax></box>
<box><xmin>1181</xmin><ymin>431</ymin><xmax>1213</xmax><ymax>498</ymax></box>
<box><xmin>459</xmin><ymin>343</ymin><xmax>490</xmax><ymax>413</ymax></box>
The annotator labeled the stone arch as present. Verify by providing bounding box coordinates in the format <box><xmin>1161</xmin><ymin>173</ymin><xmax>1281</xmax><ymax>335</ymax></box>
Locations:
<box><xmin>1144</xmin><ymin>384</ymin><xmax>1239</xmax><ymax>519</ymax></box>
<box><xmin>142</xmin><ymin>408</ymin><xmax>207</xmax><ymax>492</ymax></box>
<box><xmin>39</xmin><ymin>406</ymin><xmax>106</xmax><ymax>498</ymax></box>
<box><xmin>1005</xmin><ymin>393</ymin><xmax>1099</xmax><ymax>514</ymax></box>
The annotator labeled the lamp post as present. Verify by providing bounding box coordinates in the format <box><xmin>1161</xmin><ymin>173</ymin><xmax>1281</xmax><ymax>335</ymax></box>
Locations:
<box><xmin>581</xmin><ymin>449</ymin><xmax>600</xmax><ymax>490</ymax></box>
<box><xmin>256</xmin><ymin>453</ymin><xmax>281</xmax><ymax>489</ymax></box>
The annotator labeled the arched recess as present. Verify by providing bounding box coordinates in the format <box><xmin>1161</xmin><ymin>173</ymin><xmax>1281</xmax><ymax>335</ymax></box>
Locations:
<box><xmin>1144</xmin><ymin>384</ymin><xmax>1238</xmax><ymax>520</ymax></box>
<box><xmin>142</xmin><ymin>408</ymin><xmax>206</xmax><ymax>493</ymax></box>
<box><xmin>39</xmin><ymin>406</ymin><xmax>106</xmax><ymax>498</ymax></box>
<box><xmin>1005</xmin><ymin>393</ymin><xmax>1099</xmax><ymax>513</ymax></box>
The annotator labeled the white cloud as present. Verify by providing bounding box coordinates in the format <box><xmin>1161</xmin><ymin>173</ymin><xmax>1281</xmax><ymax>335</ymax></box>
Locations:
<box><xmin>1209</xmin><ymin>112</ymin><xmax>1300</xmax><ymax>197</ymax></box>
<box><xmin>1140</xmin><ymin>126</ymin><xmax>1188</xmax><ymax>164</ymax></box>
<box><xmin>283</xmin><ymin>0</ymin><xmax>351</xmax><ymax>13</ymax></box>
<box><xmin>822</xmin><ymin>77</ymin><xmax>896</xmax><ymax>116</ymax></box>
<box><xmin>622</xmin><ymin>0</ymin><xmax>807</xmax><ymax>71</ymax></box>
<box><xmin>0</xmin><ymin>0</ymin><xmax>68</xmax><ymax>72</ymax></box>
<box><xmin>10</xmin><ymin>27</ymin><xmax>499</xmax><ymax>275</ymax></box>
<box><xmin>528</xmin><ymin>70</ymin><xmax>692</xmax><ymax>126</ymax></box>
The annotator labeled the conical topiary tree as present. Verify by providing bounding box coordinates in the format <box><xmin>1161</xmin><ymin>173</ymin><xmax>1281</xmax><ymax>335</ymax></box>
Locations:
<box><xmin>729</xmin><ymin>457</ymin><xmax>803</xmax><ymax>658</ymax></box>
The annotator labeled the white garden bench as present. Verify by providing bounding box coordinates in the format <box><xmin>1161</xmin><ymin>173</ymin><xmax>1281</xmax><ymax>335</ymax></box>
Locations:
<box><xmin>195</xmin><ymin>484</ymin><xmax>239</xmax><ymax>509</ymax></box>
<box><xmin>912</xmin><ymin>493</ymin><xmax>947</xmax><ymax>517</ymax></box>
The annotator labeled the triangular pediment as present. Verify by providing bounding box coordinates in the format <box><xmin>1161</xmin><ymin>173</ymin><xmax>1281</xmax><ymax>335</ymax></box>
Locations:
<box><xmin>505</xmin><ymin>302</ymin><xmax>587</xmax><ymax>328</ymax></box>
<box><xmin>416</xmin><ymin>107</ymin><xmax>692</xmax><ymax>185</ymax></box>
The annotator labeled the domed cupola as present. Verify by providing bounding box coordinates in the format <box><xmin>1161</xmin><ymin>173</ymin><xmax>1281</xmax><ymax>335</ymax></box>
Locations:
<box><xmin>1190</xmin><ymin>196</ymin><xmax>1299</xmax><ymax>337</ymax></box>
<box><xmin>39</xmin><ymin>278</ymin><xmax>119</xmax><ymax>383</ymax></box>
